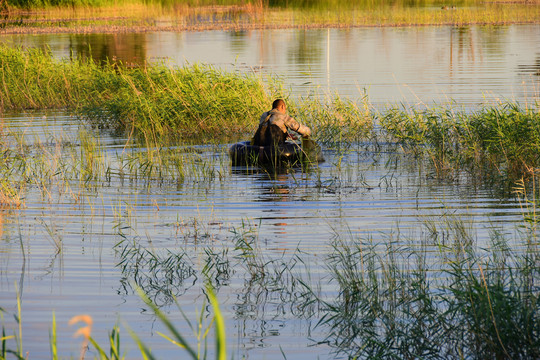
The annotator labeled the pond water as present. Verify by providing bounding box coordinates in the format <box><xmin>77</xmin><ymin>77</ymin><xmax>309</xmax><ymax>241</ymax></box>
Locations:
<box><xmin>0</xmin><ymin>110</ymin><xmax>531</xmax><ymax>359</ymax></box>
<box><xmin>2</xmin><ymin>24</ymin><xmax>540</xmax><ymax>106</ymax></box>
<box><xmin>0</xmin><ymin>25</ymin><xmax>539</xmax><ymax>359</ymax></box>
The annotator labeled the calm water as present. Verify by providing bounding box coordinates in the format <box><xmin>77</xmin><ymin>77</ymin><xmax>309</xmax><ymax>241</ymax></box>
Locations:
<box><xmin>2</xmin><ymin>24</ymin><xmax>540</xmax><ymax>106</ymax></box>
<box><xmin>0</xmin><ymin>25</ymin><xmax>538</xmax><ymax>359</ymax></box>
<box><xmin>0</xmin><ymin>111</ymin><xmax>529</xmax><ymax>359</ymax></box>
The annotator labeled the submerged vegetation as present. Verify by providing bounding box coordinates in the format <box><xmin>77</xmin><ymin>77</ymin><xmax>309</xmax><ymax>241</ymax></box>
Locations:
<box><xmin>1</xmin><ymin>209</ymin><xmax>539</xmax><ymax>358</ymax></box>
<box><xmin>320</xmin><ymin>212</ymin><xmax>540</xmax><ymax>359</ymax></box>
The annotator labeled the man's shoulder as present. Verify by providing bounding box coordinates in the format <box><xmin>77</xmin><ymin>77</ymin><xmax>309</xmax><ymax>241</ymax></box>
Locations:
<box><xmin>259</xmin><ymin>111</ymin><xmax>271</xmax><ymax>123</ymax></box>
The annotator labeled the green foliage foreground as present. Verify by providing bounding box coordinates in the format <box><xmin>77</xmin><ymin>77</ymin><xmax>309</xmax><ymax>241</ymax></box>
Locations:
<box><xmin>1</xmin><ymin>214</ymin><xmax>539</xmax><ymax>359</ymax></box>
<box><xmin>381</xmin><ymin>103</ymin><xmax>540</xmax><ymax>179</ymax></box>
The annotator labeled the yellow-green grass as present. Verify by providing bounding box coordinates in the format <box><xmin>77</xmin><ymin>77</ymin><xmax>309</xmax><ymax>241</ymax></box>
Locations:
<box><xmin>0</xmin><ymin>1</ymin><xmax>538</xmax><ymax>34</ymax></box>
<box><xmin>0</xmin><ymin>44</ymin><xmax>274</xmax><ymax>142</ymax></box>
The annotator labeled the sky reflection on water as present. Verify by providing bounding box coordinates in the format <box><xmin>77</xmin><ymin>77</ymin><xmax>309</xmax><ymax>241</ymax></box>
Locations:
<box><xmin>2</xmin><ymin>24</ymin><xmax>539</xmax><ymax>107</ymax></box>
<box><xmin>0</xmin><ymin>111</ymin><xmax>531</xmax><ymax>359</ymax></box>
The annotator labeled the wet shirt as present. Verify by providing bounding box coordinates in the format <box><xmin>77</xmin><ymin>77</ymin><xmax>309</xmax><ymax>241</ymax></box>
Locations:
<box><xmin>259</xmin><ymin>109</ymin><xmax>312</xmax><ymax>137</ymax></box>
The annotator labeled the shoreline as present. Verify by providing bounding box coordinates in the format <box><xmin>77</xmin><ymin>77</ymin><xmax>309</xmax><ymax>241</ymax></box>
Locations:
<box><xmin>1</xmin><ymin>20</ymin><xmax>539</xmax><ymax>35</ymax></box>
<box><xmin>1</xmin><ymin>2</ymin><xmax>539</xmax><ymax>35</ymax></box>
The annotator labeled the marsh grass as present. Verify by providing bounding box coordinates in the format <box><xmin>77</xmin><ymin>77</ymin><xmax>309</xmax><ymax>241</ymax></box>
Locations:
<box><xmin>0</xmin><ymin>44</ymin><xmax>273</xmax><ymax>142</ymax></box>
<box><xmin>381</xmin><ymin>102</ymin><xmax>540</xmax><ymax>181</ymax></box>
<box><xmin>2</xmin><ymin>39</ymin><xmax>540</xmax><ymax>360</ymax></box>
<box><xmin>2</xmin><ymin>0</ymin><xmax>538</xmax><ymax>30</ymax></box>
<box><xmin>295</xmin><ymin>92</ymin><xmax>375</xmax><ymax>148</ymax></box>
<box><xmin>315</xmin><ymin>209</ymin><xmax>540</xmax><ymax>359</ymax></box>
<box><xmin>0</xmin><ymin>208</ymin><xmax>539</xmax><ymax>358</ymax></box>
<box><xmin>5</xmin><ymin>43</ymin><xmax>540</xmax><ymax>187</ymax></box>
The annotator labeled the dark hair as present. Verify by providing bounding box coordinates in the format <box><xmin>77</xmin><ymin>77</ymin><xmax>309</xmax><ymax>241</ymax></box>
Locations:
<box><xmin>272</xmin><ymin>99</ymin><xmax>285</xmax><ymax>109</ymax></box>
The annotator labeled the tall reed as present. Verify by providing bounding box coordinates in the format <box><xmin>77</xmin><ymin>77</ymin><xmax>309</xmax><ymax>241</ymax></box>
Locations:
<box><xmin>317</xmin><ymin>211</ymin><xmax>540</xmax><ymax>359</ymax></box>
<box><xmin>0</xmin><ymin>44</ymin><xmax>273</xmax><ymax>142</ymax></box>
<box><xmin>380</xmin><ymin>102</ymin><xmax>540</xmax><ymax>180</ymax></box>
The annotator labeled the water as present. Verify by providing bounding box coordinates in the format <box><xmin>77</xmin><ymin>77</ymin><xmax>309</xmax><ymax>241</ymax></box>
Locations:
<box><xmin>0</xmin><ymin>25</ymin><xmax>539</xmax><ymax>359</ymax></box>
<box><xmin>0</xmin><ymin>110</ymin><xmax>530</xmax><ymax>359</ymax></box>
<box><xmin>2</xmin><ymin>24</ymin><xmax>539</xmax><ymax>106</ymax></box>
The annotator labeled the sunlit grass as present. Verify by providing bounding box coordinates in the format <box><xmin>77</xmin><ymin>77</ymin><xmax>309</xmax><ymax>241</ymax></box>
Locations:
<box><xmin>380</xmin><ymin>102</ymin><xmax>540</xmax><ymax>180</ymax></box>
<box><xmin>1</xmin><ymin>0</ymin><xmax>538</xmax><ymax>31</ymax></box>
<box><xmin>0</xmin><ymin>44</ymin><xmax>274</xmax><ymax>142</ymax></box>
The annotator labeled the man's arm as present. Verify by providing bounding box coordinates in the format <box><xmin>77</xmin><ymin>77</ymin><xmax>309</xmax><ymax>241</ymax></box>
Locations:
<box><xmin>284</xmin><ymin>115</ymin><xmax>311</xmax><ymax>137</ymax></box>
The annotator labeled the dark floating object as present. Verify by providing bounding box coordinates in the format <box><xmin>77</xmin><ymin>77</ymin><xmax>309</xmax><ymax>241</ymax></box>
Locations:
<box><xmin>229</xmin><ymin>138</ymin><xmax>324</xmax><ymax>167</ymax></box>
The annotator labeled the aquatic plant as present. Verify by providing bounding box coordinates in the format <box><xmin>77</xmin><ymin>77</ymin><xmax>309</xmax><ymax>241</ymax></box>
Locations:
<box><xmin>2</xmin><ymin>0</ymin><xmax>538</xmax><ymax>30</ymax></box>
<box><xmin>115</xmin><ymin>236</ymin><xmax>197</xmax><ymax>306</ymax></box>
<box><xmin>295</xmin><ymin>92</ymin><xmax>375</xmax><ymax>147</ymax></box>
<box><xmin>315</xmin><ymin>213</ymin><xmax>540</xmax><ymax>359</ymax></box>
<box><xmin>1</xmin><ymin>207</ymin><xmax>539</xmax><ymax>359</ymax></box>
<box><xmin>0</xmin><ymin>44</ymin><xmax>273</xmax><ymax>142</ymax></box>
<box><xmin>380</xmin><ymin>102</ymin><xmax>540</xmax><ymax>180</ymax></box>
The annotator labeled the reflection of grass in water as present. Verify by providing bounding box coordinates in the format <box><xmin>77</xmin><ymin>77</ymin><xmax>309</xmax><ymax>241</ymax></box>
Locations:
<box><xmin>115</xmin><ymin>235</ymin><xmax>197</xmax><ymax>306</ymax></box>
<box><xmin>1</xmin><ymin>206</ymin><xmax>539</xmax><ymax>358</ymax></box>
<box><xmin>0</xmin><ymin>117</ymin><xmax>228</xmax><ymax>210</ymax></box>
<box><xmin>0</xmin><ymin>211</ymin><xmax>540</xmax><ymax>359</ymax></box>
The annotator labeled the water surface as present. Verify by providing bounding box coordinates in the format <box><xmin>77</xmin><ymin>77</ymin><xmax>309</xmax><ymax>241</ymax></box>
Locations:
<box><xmin>0</xmin><ymin>24</ymin><xmax>539</xmax><ymax>359</ymax></box>
<box><xmin>2</xmin><ymin>24</ymin><xmax>539</xmax><ymax>106</ymax></box>
<box><xmin>0</xmin><ymin>111</ymin><xmax>530</xmax><ymax>359</ymax></box>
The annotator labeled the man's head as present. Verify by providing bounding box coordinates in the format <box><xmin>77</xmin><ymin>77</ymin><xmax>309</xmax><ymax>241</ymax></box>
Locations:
<box><xmin>272</xmin><ymin>99</ymin><xmax>287</xmax><ymax>112</ymax></box>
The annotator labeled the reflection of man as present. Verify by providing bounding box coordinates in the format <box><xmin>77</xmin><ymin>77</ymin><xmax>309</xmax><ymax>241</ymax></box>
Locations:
<box><xmin>252</xmin><ymin>99</ymin><xmax>311</xmax><ymax>147</ymax></box>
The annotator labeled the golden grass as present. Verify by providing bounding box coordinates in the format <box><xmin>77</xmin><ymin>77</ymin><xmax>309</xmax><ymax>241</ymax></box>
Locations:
<box><xmin>0</xmin><ymin>1</ymin><xmax>538</xmax><ymax>34</ymax></box>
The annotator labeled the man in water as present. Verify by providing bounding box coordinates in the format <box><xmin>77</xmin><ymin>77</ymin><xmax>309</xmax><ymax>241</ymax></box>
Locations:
<box><xmin>252</xmin><ymin>99</ymin><xmax>311</xmax><ymax>146</ymax></box>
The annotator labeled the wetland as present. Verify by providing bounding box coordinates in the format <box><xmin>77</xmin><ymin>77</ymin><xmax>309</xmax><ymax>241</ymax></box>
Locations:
<box><xmin>0</xmin><ymin>2</ymin><xmax>540</xmax><ymax>359</ymax></box>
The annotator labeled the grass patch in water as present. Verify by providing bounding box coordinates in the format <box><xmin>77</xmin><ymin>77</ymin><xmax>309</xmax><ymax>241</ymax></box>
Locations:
<box><xmin>3</xmin><ymin>45</ymin><xmax>540</xmax><ymax>184</ymax></box>
<box><xmin>0</xmin><ymin>44</ymin><xmax>274</xmax><ymax>142</ymax></box>
<box><xmin>317</xmin><ymin>218</ymin><xmax>540</xmax><ymax>359</ymax></box>
<box><xmin>1</xmin><ymin>207</ymin><xmax>539</xmax><ymax>358</ymax></box>
<box><xmin>380</xmin><ymin>102</ymin><xmax>540</xmax><ymax>180</ymax></box>
<box><xmin>0</xmin><ymin>44</ymin><xmax>376</xmax><ymax>146</ymax></box>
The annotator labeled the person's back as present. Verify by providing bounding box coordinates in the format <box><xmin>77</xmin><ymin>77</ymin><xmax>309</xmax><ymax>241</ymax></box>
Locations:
<box><xmin>252</xmin><ymin>99</ymin><xmax>311</xmax><ymax>147</ymax></box>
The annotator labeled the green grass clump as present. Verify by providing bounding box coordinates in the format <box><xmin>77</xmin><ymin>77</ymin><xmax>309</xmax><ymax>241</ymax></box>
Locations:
<box><xmin>294</xmin><ymin>93</ymin><xmax>374</xmax><ymax>147</ymax></box>
<box><xmin>79</xmin><ymin>62</ymin><xmax>271</xmax><ymax>141</ymax></box>
<box><xmin>380</xmin><ymin>103</ymin><xmax>540</xmax><ymax>179</ymax></box>
<box><xmin>319</xmin><ymin>215</ymin><xmax>540</xmax><ymax>359</ymax></box>
<box><xmin>0</xmin><ymin>45</ymin><xmax>91</xmax><ymax>110</ymax></box>
<box><xmin>0</xmin><ymin>44</ymin><xmax>273</xmax><ymax>141</ymax></box>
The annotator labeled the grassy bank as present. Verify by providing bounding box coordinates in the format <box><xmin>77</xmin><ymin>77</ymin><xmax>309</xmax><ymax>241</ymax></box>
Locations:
<box><xmin>0</xmin><ymin>0</ymin><xmax>538</xmax><ymax>34</ymax></box>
